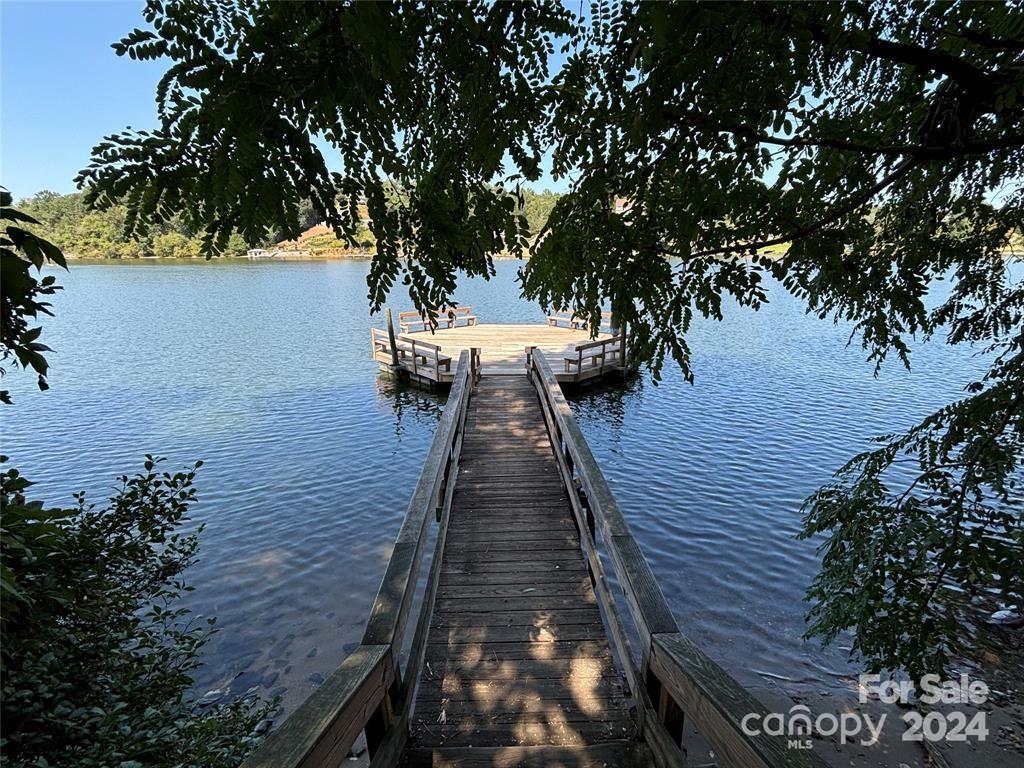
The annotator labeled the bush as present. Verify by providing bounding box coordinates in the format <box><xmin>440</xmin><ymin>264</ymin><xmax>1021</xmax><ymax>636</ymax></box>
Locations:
<box><xmin>0</xmin><ymin>457</ymin><xmax>273</xmax><ymax>768</ymax></box>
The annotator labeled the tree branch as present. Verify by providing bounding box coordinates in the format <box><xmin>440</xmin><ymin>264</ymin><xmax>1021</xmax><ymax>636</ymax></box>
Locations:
<box><xmin>674</xmin><ymin>156</ymin><xmax>922</xmax><ymax>260</ymax></box>
<box><xmin>660</xmin><ymin>107</ymin><xmax>1024</xmax><ymax>159</ymax></box>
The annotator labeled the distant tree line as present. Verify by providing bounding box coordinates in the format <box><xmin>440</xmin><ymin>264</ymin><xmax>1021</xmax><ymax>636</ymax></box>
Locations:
<box><xmin>17</xmin><ymin>190</ymin><xmax>260</xmax><ymax>259</ymax></box>
<box><xmin>17</xmin><ymin>188</ymin><xmax>561</xmax><ymax>260</ymax></box>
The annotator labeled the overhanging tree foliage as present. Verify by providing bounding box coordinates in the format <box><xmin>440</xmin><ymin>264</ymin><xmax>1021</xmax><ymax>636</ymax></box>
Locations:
<box><xmin>1</xmin><ymin>189</ymin><xmax>66</xmax><ymax>404</ymax></box>
<box><xmin>81</xmin><ymin>0</ymin><xmax>1023</xmax><ymax>678</ymax></box>
<box><xmin>77</xmin><ymin>0</ymin><xmax>573</xmax><ymax>320</ymax></box>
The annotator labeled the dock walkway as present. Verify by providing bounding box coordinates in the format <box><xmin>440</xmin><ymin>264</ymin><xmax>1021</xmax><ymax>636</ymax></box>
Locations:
<box><xmin>406</xmin><ymin>375</ymin><xmax>641</xmax><ymax>765</ymax></box>
<box><xmin>243</xmin><ymin>351</ymin><xmax>827</xmax><ymax>768</ymax></box>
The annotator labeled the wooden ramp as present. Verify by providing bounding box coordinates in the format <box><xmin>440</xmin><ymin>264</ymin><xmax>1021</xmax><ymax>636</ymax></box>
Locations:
<box><xmin>404</xmin><ymin>375</ymin><xmax>643</xmax><ymax>766</ymax></box>
<box><xmin>242</xmin><ymin>351</ymin><xmax>828</xmax><ymax>768</ymax></box>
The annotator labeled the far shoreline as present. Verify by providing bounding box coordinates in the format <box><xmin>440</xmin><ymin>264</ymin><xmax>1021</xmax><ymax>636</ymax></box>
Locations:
<box><xmin>61</xmin><ymin>252</ymin><xmax>532</xmax><ymax>264</ymax></box>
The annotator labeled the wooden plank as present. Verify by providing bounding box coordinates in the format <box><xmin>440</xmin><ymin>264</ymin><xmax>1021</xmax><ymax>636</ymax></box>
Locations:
<box><xmin>445</xmin><ymin>529</ymin><xmax>577</xmax><ymax>542</ymax></box>
<box><xmin>440</xmin><ymin>549</ymin><xmax>583</xmax><ymax>564</ymax></box>
<box><xmin>649</xmin><ymin>632</ymin><xmax>830</xmax><ymax>768</ymax></box>
<box><xmin>454</xmin><ymin>493</ymin><xmax>568</xmax><ymax>506</ymax></box>
<box><xmin>445</xmin><ymin>529</ymin><xmax>578</xmax><ymax>544</ymax></box>
<box><xmin>425</xmin><ymin>623</ymin><xmax>611</xmax><ymax>644</ymax></box>
<box><xmin>458</xmin><ymin>460</ymin><xmax>558</xmax><ymax>472</ymax></box>
<box><xmin>402</xmin><ymin>742</ymin><xmax>652</xmax><ymax>768</ymax></box>
<box><xmin>462</xmin><ymin>438</ymin><xmax>552</xmax><ymax>447</ymax></box>
<box><xmin>440</xmin><ymin>559</ymin><xmax>588</xmax><ymax>575</ymax></box>
<box><xmin>464</xmin><ymin>421</ymin><xmax>549</xmax><ymax>431</ymax></box>
<box><xmin>442</xmin><ymin>546</ymin><xmax>582</xmax><ymax>559</ymax></box>
<box><xmin>412</xmin><ymin>705</ymin><xmax>625</xmax><ymax>724</ymax></box>
<box><xmin>240</xmin><ymin>644</ymin><xmax>392</xmax><ymax>768</ymax></box>
<box><xmin>414</xmin><ymin>694</ymin><xmax>623</xmax><ymax>719</ymax></box>
<box><xmin>453</xmin><ymin>501</ymin><xmax>570</xmax><ymax>512</ymax></box>
<box><xmin>454</xmin><ymin>480</ymin><xmax>563</xmax><ymax>492</ymax></box>
<box><xmin>444</xmin><ymin>528</ymin><xmax>581</xmax><ymax>540</ymax></box>
<box><xmin>422</xmin><ymin>656</ymin><xmax>617</xmax><ymax>682</ymax></box>
<box><xmin>439</xmin><ymin>569</ymin><xmax>589</xmax><ymax>586</ymax></box>
<box><xmin>423</xmin><ymin>639</ymin><xmax>611</xmax><ymax>662</ymax></box>
<box><xmin>407</xmin><ymin>719</ymin><xmax>635</xmax><ymax>748</ymax></box>
<box><xmin>434</xmin><ymin>594</ymin><xmax>597</xmax><ymax>613</ymax></box>
<box><xmin>437</xmin><ymin>580</ymin><xmax>592</xmax><ymax>599</ymax></box>
<box><xmin>456</xmin><ymin>481</ymin><xmax>564</xmax><ymax>492</ymax></box>
<box><xmin>416</xmin><ymin>675</ymin><xmax>626</xmax><ymax>703</ymax></box>
<box><xmin>431</xmin><ymin>609</ymin><xmax>601</xmax><ymax>628</ymax></box>
<box><xmin>455</xmin><ymin>472</ymin><xmax>560</xmax><ymax>483</ymax></box>
<box><xmin>449</xmin><ymin>510</ymin><xmax>575</xmax><ymax>523</ymax></box>
<box><xmin>447</xmin><ymin>517</ymin><xmax>576</xmax><ymax>532</ymax></box>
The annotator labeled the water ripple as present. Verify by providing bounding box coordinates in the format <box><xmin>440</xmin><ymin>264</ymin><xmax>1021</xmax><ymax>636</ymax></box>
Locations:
<box><xmin>2</xmin><ymin>259</ymin><xmax>1000</xmax><ymax>720</ymax></box>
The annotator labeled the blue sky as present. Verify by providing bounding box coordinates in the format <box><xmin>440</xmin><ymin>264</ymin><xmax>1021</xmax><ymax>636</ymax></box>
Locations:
<box><xmin>2</xmin><ymin>1</ymin><xmax>166</xmax><ymax>198</ymax></box>
<box><xmin>1</xmin><ymin>0</ymin><xmax>569</xmax><ymax>200</ymax></box>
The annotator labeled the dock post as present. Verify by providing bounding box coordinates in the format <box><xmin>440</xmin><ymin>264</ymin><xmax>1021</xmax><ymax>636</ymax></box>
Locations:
<box><xmin>612</xmin><ymin>294</ymin><xmax>629</xmax><ymax>370</ymax></box>
<box><xmin>621</xmin><ymin>316</ymin><xmax>629</xmax><ymax>369</ymax></box>
<box><xmin>386</xmin><ymin>308</ymin><xmax>400</xmax><ymax>367</ymax></box>
<box><xmin>470</xmin><ymin>347</ymin><xmax>481</xmax><ymax>383</ymax></box>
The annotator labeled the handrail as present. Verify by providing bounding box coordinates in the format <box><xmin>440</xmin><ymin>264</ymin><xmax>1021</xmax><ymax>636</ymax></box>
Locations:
<box><xmin>572</xmin><ymin>334</ymin><xmax>623</xmax><ymax>353</ymax></box>
<box><xmin>397</xmin><ymin>334</ymin><xmax>442</xmax><ymax>352</ymax></box>
<box><xmin>242</xmin><ymin>349</ymin><xmax>479</xmax><ymax>768</ymax></box>
<box><xmin>526</xmin><ymin>348</ymin><xmax>827</xmax><ymax>768</ymax></box>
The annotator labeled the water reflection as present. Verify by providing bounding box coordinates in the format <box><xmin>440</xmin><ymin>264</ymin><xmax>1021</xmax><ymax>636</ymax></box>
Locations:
<box><xmin>374</xmin><ymin>377</ymin><xmax>447</xmax><ymax>440</ymax></box>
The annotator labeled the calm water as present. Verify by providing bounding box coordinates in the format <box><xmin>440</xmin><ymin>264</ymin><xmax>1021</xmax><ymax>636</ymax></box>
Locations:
<box><xmin>0</xmin><ymin>260</ymin><xmax>996</xmax><ymax>729</ymax></box>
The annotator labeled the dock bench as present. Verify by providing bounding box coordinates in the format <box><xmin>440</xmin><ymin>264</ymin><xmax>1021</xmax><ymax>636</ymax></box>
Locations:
<box><xmin>547</xmin><ymin>309</ymin><xmax>583</xmax><ymax>329</ymax></box>
<box><xmin>549</xmin><ymin>309</ymin><xmax>617</xmax><ymax>333</ymax></box>
<box><xmin>399</xmin><ymin>306</ymin><xmax>477</xmax><ymax>333</ymax></box>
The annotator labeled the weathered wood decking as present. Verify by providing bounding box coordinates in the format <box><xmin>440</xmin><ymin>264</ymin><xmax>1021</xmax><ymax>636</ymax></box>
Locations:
<box><xmin>242</xmin><ymin>350</ymin><xmax>829</xmax><ymax>768</ymax></box>
<box><xmin>405</xmin><ymin>375</ymin><xmax>644</xmax><ymax>765</ymax></box>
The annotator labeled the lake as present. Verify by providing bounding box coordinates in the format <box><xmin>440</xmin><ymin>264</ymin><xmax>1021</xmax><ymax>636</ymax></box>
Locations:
<box><xmin>1</xmin><ymin>259</ymin><xmax>1011</xmax><ymax>765</ymax></box>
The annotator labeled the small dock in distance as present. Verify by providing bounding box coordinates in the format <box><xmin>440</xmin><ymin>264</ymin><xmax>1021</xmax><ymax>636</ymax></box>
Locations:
<box><xmin>243</xmin><ymin>348</ymin><xmax>828</xmax><ymax>768</ymax></box>
<box><xmin>371</xmin><ymin>308</ymin><xmax>626</xmax><ymax>386</ymax></box>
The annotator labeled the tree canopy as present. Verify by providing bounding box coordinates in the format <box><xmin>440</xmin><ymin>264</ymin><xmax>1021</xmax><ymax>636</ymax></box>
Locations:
<box><xmin>80</xmin><ymin>0</ymin><xmax>1023</xmax><ymax>678</ymax></box>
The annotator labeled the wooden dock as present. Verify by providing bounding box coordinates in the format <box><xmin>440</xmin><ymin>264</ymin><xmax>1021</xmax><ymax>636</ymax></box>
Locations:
<box><xmin>406</xmin><ymin>374</ymin><xmax>638</xmax><ymax>764</ymax></box>
<box><xmin>243</xmin><ymin>351</ymin><xmax>827</xmax><ymax>768</ymax></box>
<box><xmin>371</xmin><ymin>320</ymin><xmax>625</xmax><ymax>385</ymax></box>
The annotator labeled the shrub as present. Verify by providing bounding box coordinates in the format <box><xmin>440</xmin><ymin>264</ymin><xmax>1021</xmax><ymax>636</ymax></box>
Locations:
<box><xmin>0</xmin><ymin>457</ymin><xmax>273</xmax><ymax>768</ymax></box>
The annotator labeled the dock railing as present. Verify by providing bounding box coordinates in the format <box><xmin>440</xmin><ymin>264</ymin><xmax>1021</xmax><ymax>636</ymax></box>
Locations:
<box><xmin>526</xmin><ymin>347</ymin><xmax>827</xmax><ymax>768</ymax></box>
<box><xmin>241</xmin><ymin>349</ymin><xmax>481</xmax><ymax>768</ymax></box>
<box><xmin>370</xmin><ymin>327</ymin><xmax>454</xmax><ymax>382</ymax></box>
<box><xmin>564</xmin><ymin>333</ymin><xmax>626</xmax><ymax>376</ymax></box>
